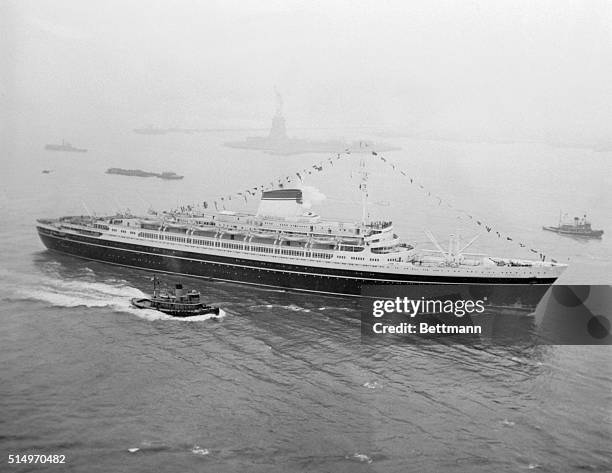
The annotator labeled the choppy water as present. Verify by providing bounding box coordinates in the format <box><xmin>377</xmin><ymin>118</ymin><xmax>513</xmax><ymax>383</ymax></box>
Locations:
<box><xmin>1</xmin><ymin>130</ymin><xmax>611</xmax><ymax>471</ymax></box>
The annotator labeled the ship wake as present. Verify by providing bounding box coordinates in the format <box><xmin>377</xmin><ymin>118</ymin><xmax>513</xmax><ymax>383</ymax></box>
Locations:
<box><xmin>2</xmin><ymin>268</ymin><xmax>226</xmax><ymax>322</ymax></box>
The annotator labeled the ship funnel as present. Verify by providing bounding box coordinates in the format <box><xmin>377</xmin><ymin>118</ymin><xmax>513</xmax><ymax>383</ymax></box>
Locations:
<box><xmin>257</xmin><ymin>189</ymin><xmax>304</xmax><ymax>218</ymax></box>
<box><xmin>175</xmin><ymin>284</ymin><xmax>183</xmax><ymax>298</ymax></box>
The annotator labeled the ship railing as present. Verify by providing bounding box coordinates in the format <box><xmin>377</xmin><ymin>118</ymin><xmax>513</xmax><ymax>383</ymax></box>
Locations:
<box><xmin>60</xmin><ymin>220</ymin><xmax>96</xmax><ymax>230</ymax></box>
<box><xmin>221</xmin><ymin>220</ymin><xmax>362</xmax><ymax>239</ymax></box>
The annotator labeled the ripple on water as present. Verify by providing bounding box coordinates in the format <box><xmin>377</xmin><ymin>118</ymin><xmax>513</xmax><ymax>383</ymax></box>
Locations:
<box><xmin>347</xmin><ymin>453</ymin><xmax>372</xmax><ymax>464</ymax></box>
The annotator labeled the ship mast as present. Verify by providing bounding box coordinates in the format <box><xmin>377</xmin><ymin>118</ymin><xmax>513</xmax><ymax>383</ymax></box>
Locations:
<box><xmin>358</xmin><ymin>155</ymin><xmax>370</xmax><ymax>225</ymax></box>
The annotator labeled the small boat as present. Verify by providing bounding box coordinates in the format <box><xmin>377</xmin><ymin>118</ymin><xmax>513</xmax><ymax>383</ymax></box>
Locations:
<box><xmin>106</xmin><ymin>168</ymin><xmax>183</xmax><ymax>180</ymax></box>
<box><xmin>158</xmin><ymin>171</ymin><xmax>184</xmax><ymax>180</ymax></box>
<box><xmin>221</xmin><ymin>228</ymin><xmax>246</xmax><ymax>236</ymax></box>
<box><xmin>250</xmin><ymin>230</ymin><xmax>277</xmax><ymax>239</ymax></box>
<box><xmin>339</xmin><ymin>236</ymin><xmax>363</xmax><ymax>245</ymax></box>
<box><xmin>106</xmin><ymin>168</ymin><xmax>158</xmax><ymax>178</ymax></box>
<box><xmin>543</xmin><ymin>213</ymin><xmax>604</xmax><ymax>238</ymax></box>
<box><xmin>44</xmin><ymin>140</ymin><xmax>87</xmax><ymax>153</ymax></box>
<box><xmin>131</xmin><ymin>276</ymin><xmax>220</xmax><ymax>318</ymax></box>
<box><xmin>42</xmin><ymin>169</ymin><xmax>52</xmax><ymax>174</ymax></box>
<box><xmin>279</xmin><ymin>232</ymin><xmax>310</xmax><ymax>242</ymax></box>
<box><xmin>311</xmin><ymin>236</ymin><xmax>337</xmax><ymax>244</ymax></box>
<box><xmin>193</xmin><ymin>227</ymin><xmax>217</xmax><ymax>236</ymax></box>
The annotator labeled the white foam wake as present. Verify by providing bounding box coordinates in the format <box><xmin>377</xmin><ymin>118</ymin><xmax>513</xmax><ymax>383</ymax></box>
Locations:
<box><xmin>363</xmin><ymin>381</ymin><xmax>383</xmax><ymax>390</ymax></box>
<box><xmin>7</xmin><ymin>270</ymin><xmax>226</xmax><ymax>322</ymax></box>
<box><xmin>191</xmin><ymin>445</ymin><xmax>210</xmax><ymax>455</ymax></box>
<box><xmin>347</xmin><ymin>453</ymin><xmax>373</xmax><ymax>463</ymax></box>
<box><xmin>10</xmin><ymin>272</ymin><xmax>146</xmax><ymax>310</ymax></box>
<box><xmin>252</xmin><ymin>304</ymin><xmax>311</xmax><ymax>313</ymax></box>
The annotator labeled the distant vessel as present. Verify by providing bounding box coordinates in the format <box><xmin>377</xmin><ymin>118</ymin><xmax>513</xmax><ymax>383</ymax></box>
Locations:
<box><xmin>158</xmin><ymin>171</ymin><xmax>184</xmax><ymax>180</ymax></box>
<box><xmin>106</xmin><ymin>168</ymin><xmax>184</xmax><ymax>180</ymax></box>
<box><xmin>44</xmin><ymin>140</ymin><xmax>87</xmax><ymax>153</ymax></box>
<box><xmin>106</xmin><ymin>168</ymin><xmax>158</xmax><ymax>178</ymax></box>
<box><xmin>133</xmin><ymin>125</ymin><xmax>168</xmax><ymax>135</ymax></box>
<box><xmin>131</xmin><ymin>276</ymin><xmax>220</xmax><ymax>317</ymax></box>
<box><xmin>225</xmin><ymin>90</ymin><xmax>400</xmax><ymax>155</ymax></box>
<box><xmin>42</xmin><ymin>170</ymin><xmax>52</xmax><ymax>174</ymax></box>
<box><xmin>543</xmin><ymin>214</ymin><xmax>604</xmax><ymax>238</ymax></box>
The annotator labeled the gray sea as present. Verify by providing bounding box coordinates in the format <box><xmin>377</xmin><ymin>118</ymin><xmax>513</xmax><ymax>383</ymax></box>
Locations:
<box><xmin>1</xmin><ymin>129</ymin><xmax>611</xmax><ymax>472</ymax></box>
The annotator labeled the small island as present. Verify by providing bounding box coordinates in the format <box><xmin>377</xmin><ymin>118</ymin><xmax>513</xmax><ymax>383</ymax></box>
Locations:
<box><xmin>106</xmin><ymin>168</ymin><xmax>184</xmax><ymax>180</ymax></box>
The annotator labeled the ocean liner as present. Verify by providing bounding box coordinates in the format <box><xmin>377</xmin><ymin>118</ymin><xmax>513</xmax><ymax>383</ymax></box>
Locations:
<box><xmin>37</xmin><ymin>177</ymin><xmax>566</xmax><ymax>304</ymax></box>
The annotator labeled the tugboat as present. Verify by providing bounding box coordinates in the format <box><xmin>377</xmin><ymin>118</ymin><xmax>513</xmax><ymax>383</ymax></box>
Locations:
<box><xmin>543</xmin><ymin>213</ymin><xmax>604</xmax><ymax>238</ymax></box>
<box><xmin>131</xmin><ymin>276</ymin><xmax>220</xmax><ymax>318</ymax></box>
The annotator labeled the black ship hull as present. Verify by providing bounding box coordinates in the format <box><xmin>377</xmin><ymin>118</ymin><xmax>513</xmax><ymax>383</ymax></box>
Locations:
<box><xmin>37</xmin><ymin>227</ymin><xmax>555</xmax><ymax>306</ymax></box>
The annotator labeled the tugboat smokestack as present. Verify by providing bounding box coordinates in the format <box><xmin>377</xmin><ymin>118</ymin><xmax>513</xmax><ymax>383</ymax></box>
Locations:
<box><xmin>175</xmin><ymin>284</ymin><xmax>183</xmax><ymax>298</ymax></box>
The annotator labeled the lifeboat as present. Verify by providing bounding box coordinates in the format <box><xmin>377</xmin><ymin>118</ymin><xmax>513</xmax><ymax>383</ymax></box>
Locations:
<box><xmin>193</xmin><ymin>227</ymin><xmax>217</xmax><ymax>236</ymax></box>
<box><xmin>280</xmin><ymin>233</ymin><xmax>310</xmax><ymax>242</ymax></box>
<box><xmin>221</xmin><ymin>228</ymin><xmax>247</xmax><ymax>236</ymax></box>
<box><xmin>311</xmin><ymin>236</ymin><xmax>337</xmax><ymax>244</ymax></box>
<box><xmin>250</xmin><ymin>230</ymin><xmax>278</xmax><ymax>239</ymax></box>
<box><xmin>165</xmin><ymin>223</ymin><xmax>189</xmax><ymax>232</ymax></box>
<box><xmin>140</xmin><ymin>219</ymin><xmax>161</xmax><ymax>226</ymax></box>
<box><xmin>339</xmin><ymin>237</ymin><xmax>362</xmax><ymax>245</ymax></box>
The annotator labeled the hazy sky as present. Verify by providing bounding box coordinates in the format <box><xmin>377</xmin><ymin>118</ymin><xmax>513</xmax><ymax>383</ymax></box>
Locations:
<box><xmin>3</xmin><ymin>0</ymin><xmax>612</xmax><ymax>141</ymax></box>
